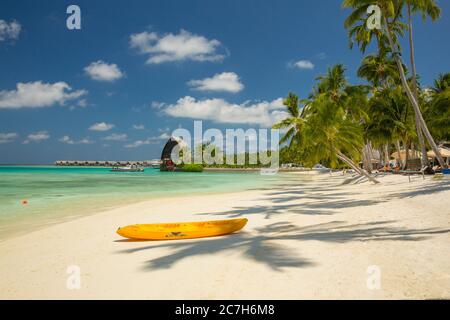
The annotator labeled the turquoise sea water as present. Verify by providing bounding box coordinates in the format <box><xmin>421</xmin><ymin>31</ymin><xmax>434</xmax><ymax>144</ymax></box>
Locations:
<box><xmin>0</xmin><ymin>166</ymin><xmax>285</xmax><ymax>239</ymax></box>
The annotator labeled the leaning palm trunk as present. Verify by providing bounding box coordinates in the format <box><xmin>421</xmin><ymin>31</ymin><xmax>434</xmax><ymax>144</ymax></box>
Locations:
<box><xmin>415</xmin><ymin>112</ymin><xmax>428</xmax><ymax>166</ymax></box>
<box><xmin>407</xmin><ymin>4</ymin><xmax>429</xmax><ymax>167</ymax></box>
<box><xmin>335</xmin><ymin>149</ymin><xmax>380</xmax><ymax>184</ymax></box>
<box><xmin>383</xmin><ymin>15</ymin><xmax>446</xmax><ymax>168</ymax></box>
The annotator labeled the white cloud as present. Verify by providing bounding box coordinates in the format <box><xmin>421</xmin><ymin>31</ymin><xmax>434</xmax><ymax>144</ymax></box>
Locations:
<box><xmin>0</xmin><ymin>20</ymin><xmax>21</xmax><ymax>42</ymax></box>
<box><xmin>0</xmin><ymin>81</ymin><xmax>87</xmax><ymax>109</ymax></box>
<box><xmin>187</xmin><ymin>72</ymin><xmax>244</xmax><ymax>93</ymax></box>
<box><xmin>89</xmin><ymin>122</ymin><xmax>115</xmax><ymax>132</ymax></box>
<box><xmin>132</xmin><ymin>124</ymin><xmax>145</xmax><ymax>130</ymax></box>
<box><xmin>0</xmin><ymin>132</ymin><xmax>18</xmax><ymax>144</ymax></box>
<box><xmin>76</xmin><ymin>99</ymin><xmax>88</xmax><ymax>108</ymax></box>
<box><xmin>157</xmin><ymin>132</ymin><xmax>170</xmax><ymax>140</ymax></box>
<box><xmin>68</xmin><ymin>98</ymin><xmax>89</xmax><ymax>111</ymax></box>
<box><xmin>130</xmin><ymin>29</ymin><xmax>225</xmax><ymax>64</ymax></box>
<box><xmin>124</xmin><ymin>139</ymin><xmax>157</xmax><ymax>148</ymax></box>
<box><xmin>151</xmin><ymin>101</ymin><xmax>165</xmax><ymax>109</ymax></box>
<box><xmin>23</xmin><ymin>131</ymin><xmax>50</xmax><ymax>144</ymax></box>
<box><xmin>59</xmin><ymin>135</ymin><xmax>75</xmax><ymax>144</ymax></box>
<box><xmin>124</xmin><ymin>133</ymin><xmax>170</xmax><ymax>148</ymax></box>
<box><xmin>78</xmin><ymin>138</ymin><xmax>95</xmax><ymax>144</ymax></box>
<box><xmin>291</xmin><ymin>60</ymin><xmax>315</xmax><ymax>70</ymax></box>
<box><xmin>59</xmin><ymin>135</ymin><xmax>94</xmax><ymax>144</ymax></box>
<box><xmin>84</xmin><ymin>60</ymin><xmax>124</xmax><ymax>82</ymax></box>
<box><xmin>101</xmin><ymin>133</ymin><xmax>128</xmax><ymax>141</ymax></box>
<box><xmin>163</xmin><ymin>96</ymin><xmax>287</xmax><ymax>127</ymax></box>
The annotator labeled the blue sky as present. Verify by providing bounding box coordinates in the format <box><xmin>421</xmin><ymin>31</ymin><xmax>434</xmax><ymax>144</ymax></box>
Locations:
<box><xmin>1</xmin><ymin>0</ymin><xmax>449</xmax><ymax>164</ymax></box>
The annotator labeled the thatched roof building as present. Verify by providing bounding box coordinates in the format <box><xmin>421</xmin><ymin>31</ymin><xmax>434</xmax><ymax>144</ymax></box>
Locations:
<box><xmin>161</xmin><ymin>136</ymin><xmax>188</xmax><ymax>161</ymax></box>
<box><xmin>160</xmin><ymin>136</ymin><xmax>188</xmax><ymax>171</ymax></box>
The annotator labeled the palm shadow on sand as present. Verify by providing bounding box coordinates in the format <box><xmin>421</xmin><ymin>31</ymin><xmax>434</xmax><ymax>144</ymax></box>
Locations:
<box><xmin>116</xmin><ymin>177</ymin><xmax>450</xmax><ymax>271</ymax></box>
<box><xmin>117</xmin><ymin>220</ymin><xmax>450</xmax><ymax>272</ymax></box>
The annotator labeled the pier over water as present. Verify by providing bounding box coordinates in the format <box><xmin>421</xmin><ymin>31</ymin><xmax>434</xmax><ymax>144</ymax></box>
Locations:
<box><xmin>54</xmin><ymin>160</ymin><xmax>161</xmax><ymax>167</ymax></box>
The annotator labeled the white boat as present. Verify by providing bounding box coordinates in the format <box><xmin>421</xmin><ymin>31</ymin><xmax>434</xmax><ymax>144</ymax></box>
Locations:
<box><xmin>110</xmin><ymin>165</ymin><xmax>144</xmax><ymax>172</ymax></box>
<box><xmin>312</xmin><ymin>164</ymin><xmax>330</xmax><ymax>172</ymax></box>
<box><xmin>260</xmin><ymin>168</ymin><xmax>279</xmax><ymax>175</ymax></box>
<box><xmin>149</xmin><ymin>159</ymin><xmax>161</xmax><ymax>169</ymax></box>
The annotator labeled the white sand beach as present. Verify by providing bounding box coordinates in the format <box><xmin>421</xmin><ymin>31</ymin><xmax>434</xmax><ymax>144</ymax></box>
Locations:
<box><xmin>0</xmin><ymin>173</ymin><xmax>449</xmax><ymax>300</ymax></box>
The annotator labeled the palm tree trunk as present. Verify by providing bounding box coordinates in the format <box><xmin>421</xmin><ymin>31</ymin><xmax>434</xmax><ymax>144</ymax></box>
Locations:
<box><xmin>407</xmin><ymin>4</ymin><xmax>429</xmax><ymax>168</ymax></box>
<box><xmin>384</xmin><ymin>143</ymin><xmax>390</xmax><ymax>165</ymax></box>
<box><xmin>395</xmin><ymin>140</ymin><xmax>402</xmax><ymax>167</ymax></box>
<box><xmin>404</xmin><ymin>139</ymin><xmax>409</xmax><ymax>170</ymax></box>
<box><xmin>335</xmin><ymin>149</ymin><xmax>380</xmax><ymax>184</ymax></box>
<box><xmin>367</xmin><ymin>141</ymin><xmax>374</xmax><ymax>172</ymax></box>
<box><xmin>415</xmin><ymin>113</ymin><xmax>428</xmax><ymax>166</ymax></box>
<box><xmin>378</xmin><ymin>147</ymin><xmax>384</xmax><ymax>166</ymax></box>
<box><xmin>361</xmin><ymin>148</ymin><xmax>367</xmax><ymax>171</ymax></box>
<box><xmin>362</xmin><ymin>143</ymin><xmax>372</xmax><ymax>173</ymax></box>
<box><xmin>382</xmin><ymin>15</ymin><xmax>446</xmax><ymax>168</ymax></box>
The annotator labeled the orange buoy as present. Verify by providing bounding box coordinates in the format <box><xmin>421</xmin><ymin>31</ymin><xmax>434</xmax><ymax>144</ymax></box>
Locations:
<box><xmin>22</xmin><ymin>200</ymin><xmax>28</xmax><ymax>205</ymax></box>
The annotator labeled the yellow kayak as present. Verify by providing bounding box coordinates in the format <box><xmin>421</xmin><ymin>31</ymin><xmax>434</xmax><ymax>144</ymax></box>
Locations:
<box><xmin>117</xmin><ymin>218</ymin><xmax>248</xmax><ymax>240</ymax></box>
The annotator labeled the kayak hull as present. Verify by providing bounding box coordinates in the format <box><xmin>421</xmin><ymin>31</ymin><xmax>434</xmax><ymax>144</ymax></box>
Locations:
<box><xmin>117</xmin><ymin>218</ymin><xmax>248</xmax><ymax>240</ymax></box>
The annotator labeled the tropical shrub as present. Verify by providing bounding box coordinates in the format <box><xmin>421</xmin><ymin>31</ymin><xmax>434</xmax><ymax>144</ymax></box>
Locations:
<box><xmin>180</xmin><ymin>164</ymin><xmax>204</xmax><ymax>172</ymax></box>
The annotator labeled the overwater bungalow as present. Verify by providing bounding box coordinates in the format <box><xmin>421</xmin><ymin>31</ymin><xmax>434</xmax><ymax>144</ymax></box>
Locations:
<box><xmin>55</xmin><ymin>159</ymin><xmax>162</xmax><ymax>167</ymax></box>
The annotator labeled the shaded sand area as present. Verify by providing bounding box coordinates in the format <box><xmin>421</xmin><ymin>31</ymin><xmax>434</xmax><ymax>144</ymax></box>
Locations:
<box><xmin>0</xmin><ymin>173</ymin><xmax>449</xmax><ymax>299</ymax></box>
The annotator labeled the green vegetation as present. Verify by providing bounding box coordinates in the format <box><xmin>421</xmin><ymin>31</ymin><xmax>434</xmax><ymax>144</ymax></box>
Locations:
<box><xmin>178</xmin><ymin>164</ymin><xmax>204</xmax><ymax>172</ymax></box>
<box><xmin>272</xmin><ymin>1</ymin><xmax>449</xmax><ymax>183</ymax></box>
<box><xmin>274</xmin><ymin>65</ymin><xmax>380</xmax><ymax>184</ymax></box>
<box><xmin>175</xmin><ymin>142</ymin><xmax>276</xmax><ymax>169</ymax></box>
<box><xmin>425</xmin><ymin>73</ymin><xmax>450</xmax><ymax>142</ymax></box>
<box><xmin>342</xmin><ymin>0</ymin><xmax>448</xmax><ymax>168</ymax></box>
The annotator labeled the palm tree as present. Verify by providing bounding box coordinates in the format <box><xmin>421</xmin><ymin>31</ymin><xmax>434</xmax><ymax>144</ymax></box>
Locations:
<box><xmin>279</xmin><ymin>146</ymin><xmax>303</xmax><ymax>165</ymax></box>
<box><xmin>365</xmin><ymin>114</ymin><xmax>394</xmax><ymax>166</ymax></box>
<box><xmin>314</xmin><ymin>65</ymin><xmax>378</xmax><ymax>179</ymax></box>
<box><xmin>342</xmin><ymin>0</ymin><xmax>447</xmax><ymax>168</ymax></box>
<box><xmin>347</xmin><ymin>15</ymin><xmax>405</xmax><ymax>55</ymax></box>
<box><xmin>431</xmin><ymin>73</ymin><xmax>450</xmax><ymax>94</ymax></box>
<box><xmin>272</xmin><ymin>93</ymin><xmax>306</xmax><ymax>150</ymax></box>
<box><xmin>306</xmin><ymin>94</ymin><xmax>380</xmax><ymax>183</ymax></box>
<box><xmin>424</xmin><ymin>73</ymin><xmax>450</xmax><ymax>142</ymax></box>
<box><xmin>404</xmin><ymin>0</ymin><xmax>441</xmax><ymax>166</ymax></box>
<box><xmin>275</xmin><ymin>65</ymin><xmax>380</xmax><ymax>184</ymax></box>
<box><xmin>368</xmin><ymin>86</ymin><xmax>417</xmax><ymax>168</ymax></box>
<box><xmin>357</xmin><ymin>53</ymin><xmax>400</xmax><ymax>89</ymax></box>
